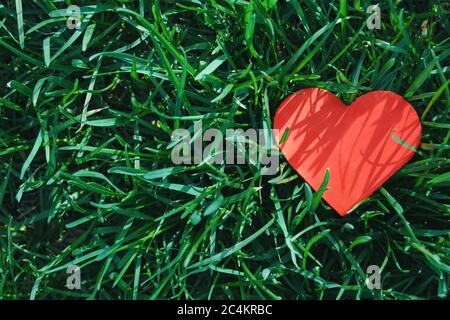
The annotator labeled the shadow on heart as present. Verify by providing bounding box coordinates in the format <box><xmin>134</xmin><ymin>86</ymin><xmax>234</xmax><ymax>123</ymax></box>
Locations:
<box><xmin>274</xmin><ymin>88</ymin><xmax>421</xmax><ymax>214</ymax></box>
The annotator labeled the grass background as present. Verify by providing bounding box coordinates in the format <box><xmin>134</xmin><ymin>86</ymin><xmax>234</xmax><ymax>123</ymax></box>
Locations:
<box><xmin>0</xmin><ymin>0</ymin><xmax>449</xmax><ymax>300</ymax></box>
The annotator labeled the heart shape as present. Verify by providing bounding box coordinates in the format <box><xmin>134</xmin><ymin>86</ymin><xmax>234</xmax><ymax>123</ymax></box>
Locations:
<box><xmin>274</xmin><ymin>88</ymin><xmax>422</xmax><ymax>216</ymax></box>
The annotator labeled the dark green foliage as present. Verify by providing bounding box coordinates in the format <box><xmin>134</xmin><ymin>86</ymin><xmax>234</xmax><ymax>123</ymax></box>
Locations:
<box><xmin>0</xmin><ymin>0</ymin><xmax>449</xmax><ymax>299</ymax></box>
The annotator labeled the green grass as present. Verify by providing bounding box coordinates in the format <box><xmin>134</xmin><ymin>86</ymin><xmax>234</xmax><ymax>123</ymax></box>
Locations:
<box><xmin>0</xmin><ymin>0</ymin><xmax>449</xmax><ymax>300</ymax></box>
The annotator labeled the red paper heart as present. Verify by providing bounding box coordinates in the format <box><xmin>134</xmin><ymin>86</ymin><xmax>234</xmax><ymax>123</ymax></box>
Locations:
<box><xmin>274</xmin><ymin>88</ymin><xmax>422</xmax><ymax>216</ymax></box>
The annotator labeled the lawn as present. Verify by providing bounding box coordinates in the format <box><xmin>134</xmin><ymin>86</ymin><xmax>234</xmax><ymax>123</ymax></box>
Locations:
<box><xmin>0</xmin><ymin>0</ymin><xmax>449</xmax><ymax>300</ymax></box>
